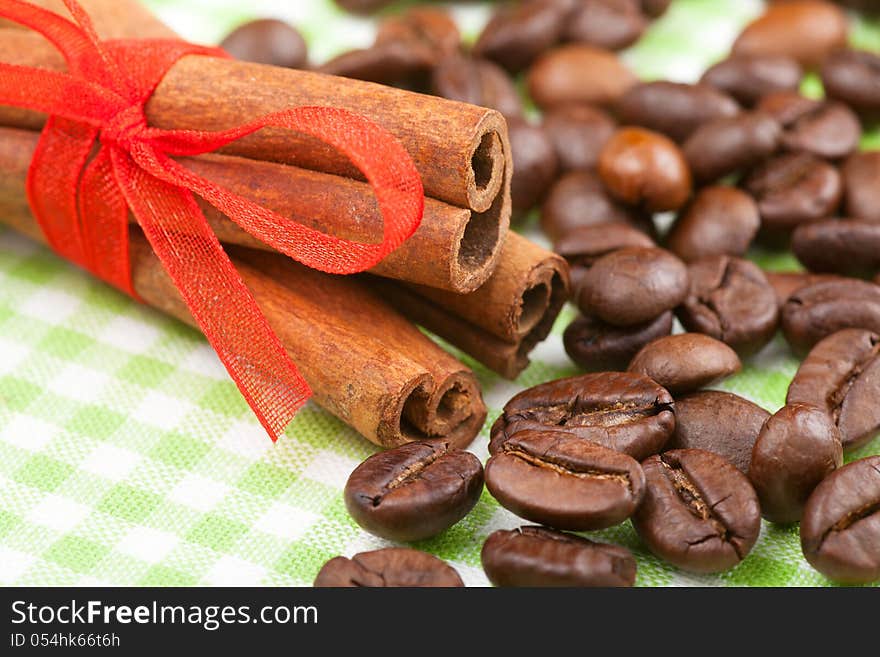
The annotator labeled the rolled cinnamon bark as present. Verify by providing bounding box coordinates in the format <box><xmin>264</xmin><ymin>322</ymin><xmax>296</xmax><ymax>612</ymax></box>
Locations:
<box><xmin>0</xmin><ymin>127</ymin><xmax>506</xmax><ymax>292</ymax></box>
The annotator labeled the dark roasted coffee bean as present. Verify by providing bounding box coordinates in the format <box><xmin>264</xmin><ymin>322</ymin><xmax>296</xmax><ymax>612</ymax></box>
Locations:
<box><xmin>801</xmin><ymin>455</ymin><xmax>880</xmax><ymax>584</ymax></box>
<box><xmin>314</xmin><ymin>547</ymin><xmax>464</xmax><ymax>587</ymax></box>
<box><xmin>787</xmin><ymin>328</ymin><xmax>880</xmax><ymax>450</ymax></box>
<box><xmin>564</xmin><ymin>0</ymin><xmax>647</xmax><ymax>51</ymax></box>
<box><xmin>555</xmin><ymin>222</ymin><xmax>655</xmax><ymax>292</ymax></box>
<box><xmin>376</xmin><ymin>7</ymin><xmax>460</xmax><ymax>62</ymax></box>
<box><xmin>732</xmin><ymin>0</ymin><xmax>849</xmax><ymax>69</ymax></box>
<box><xmin>220</xmin><ymin>19</ymin><xmax>308</xmax><ymax>68</ymax></box>
<box><xmin>481</xmin><ymin>526</ymin><xmax>637</xmax><ymax>587</ymax></box>
<box><xmin>821</xmin><ymin>48</ymin><xmax>880</xmax><ymax>119</ymax></box>
<box><xmin>633</xmin><ymin>449</ymin><xmax>761</xmax><ymax>573</ymax></box>
<box><xmin>319</xmin><ymin>41</ymin><xmax>435</xmax><ymax>86</ymax></box>
<box><xmin>793</xmin><ymin>219</ymin><xmax>880</xmax><ymax>278</ymax></box>
<box><xmin>683</xmin><ymin>111</ymin><xmax>781</xmax><ymax>183</ymax></box>
<box><xmin>842</xmin><ymin>151</ymin><xmax>880</xmax><ymax>223</ymax></box>
<box><xmin>700</xmin><ymin>55</ymin><xmax>803</xmax><ymax>106</ymax></box>
<box><xmin>490</xmin><ymin>371</ymin><xmax>675</xmax><ymax>460</ymax></box>
<box><xmin>757</xmin><ymin>92</ymin><xmax>860</xmax><ymax>161</ymax></box>
<box><xmin>485</xmin><ymin>429</ymin><xmax>646</xmax><ymax>530</ymax></box>
<box><xmin>666</xmin><ymin>186</ymin><xmax>761</xmax><ymax>262</ymax></box>
<box><xmin>667</xmin><ymin>391</ymin><xmax>770</xmax><ymax>475</ymax></box>
<box><xmin>528</xmin><ymin>44</ymin><xmax>638</xmax><ymax>109</ymax></box>
<box><xmin>543</xmin><ymin>104</ymin><xmax>616</xmax><ymax>172</ymax></box>
<box><xmin>598</xmin><ymin>128</ymin><xmax>692</xmax><ymax>212</ymax></box>
<box><xmin>616</xmin><ymin>81</ymin><xmax>740</xmax><ymax>143</ymax></box>
<box><xmin>628</xmin><ymin>333</ymin><xmax>741</xmax><ymax>395</ymax></box>
<box><xmin>764</xmin><ymin>271</ymin><xmax>843</xmax><ymax>310</ymax></box>
<box><xmin>577</xmin><ymin>247</ymin><xmax>689</xmax><ymax>326</ymax></box>
<box><xmin>750</xmin><ymin>403</ymin><xmax>843</xmax><ymax>524</ymax></box>
<box><xmin>744</xmin><ymin>152</ymin><xmax>842</xmax><ymax>234</ymax></box>
<box><xmin>540</xmin><ymin>170</ymin><xmax>653</xmax><ymax>242</ymax></box>
<box><xmin>640</xmin><ymin>0</ymin><xmax>670</xmax><ymax>17</ymax></box>
<box><xmin>564</xmin><ymin>312</ymin><xmax>673</xmax><ymax>372</ymax></box>
<box><xmin>782</xmin><ymin>279</ymin><xmax>880</xmax><ymax>354</ymax></box>
<box><xmin>508</xmin><ymin>118</ymin><xmax>559</xmax><ymax>214</ymax></box>
<box><xmin>432</xmin><ymin>54</ymin><xmax>523</xmax><ymax>119</ymax></box>
<box><xmin>677</xmin><ymin>256</ymin><xmax>779</xmax><ymax>356</ymax></box>
<box><xmin>344</xmin><ymin>440</ymin><xmax>484</xmax><ymax>542</ymax></box>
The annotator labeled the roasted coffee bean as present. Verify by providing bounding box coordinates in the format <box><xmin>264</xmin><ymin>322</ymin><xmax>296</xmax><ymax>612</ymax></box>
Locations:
<box><xmin>732</xmin><ymin>1</ymin><xmax>849</xmax><ymax>69</ymax></box>
<box><xmin>485</xmin><ymin>429</ymin><xmax>646</xmax><ymax>530</ymax></box>
<box><xmin>764</xmin><ymin>271</ymin><xmax>843</xmax><ymax>310</ymax></box>
<box><xmin>577</xmin><ymin>247</ymin><xmax>690</xmax><ymax>326</ymax></box>
<box><xmin>336</xmin><ymin>0</ymin><xmax>393</xmax><ymax>13</ymax></box>
<box><xmin>528</xmin><ymin>44</ymin><xmax>638</xmax><ymax>109</ymax></box>
<box><xmin>616</xmin><ymin>81</ymin><xmax>740</xmax><ymax>143</ymax></box>
<box><xmin>375</xmin><ymin>7</ymin><xmax>460</xmax><ymax>62</ymax></box>
<box><xmin>508</xmin><ymin>118</ymin><xmax>559</xmax><ymax>214</ymax></box>
<box><xmin>750</xmin><ymin>403</ymin><xmax>843</xmax><ymax>524</ymax></box>
<box><xmin>782</xmin><ymin>279</ymin><xmax>880</xmax><ymax>354</ymax></box>
<box><xmin>683</xmin><ymin>111</ymin><xmax>781</xmax><ymax>183</ymax></box>
<box><xmin>677</xmin><ymin>256</ymin><xmax>779</xmax><ymax>356</ymax></box>
<box><xmin>666</xmin><ymin>187</ymin><xmax>761</xmax><ymax>262</ymax></box>
<box><xmin>640</xmin><ymin>0</ymin><xmax>670</xmax><ymax>17</ymax></box>
<box><xmin>757</xmin><ymin>92</ymin><xmax>860</xmax><ymax>161</ymax></box>
<box><xmin>344</xmin><ymin>440</ymin><xmax>484</xmax><ymax>542</ymax></box>
<box><xmin>490</xmin><ymin>371</ymin><xmax>675</xmax><ymax>461</ymax></box>
<box><xmin>540</xmin><ymin>170</ymin><xmax>653</xmax><ymax>242</ymax></box>
<box><xmin>220</xmin><ymin>19</ymin><xmax>308</xmax><ymax>68</ymax></box>
<box><xmin>432</xmin><ymin>54</ymin><xmax>523</xmax><ymax>119</ymax></box>
<box><xmin>792</xmin><ymin>220</ymin><xmax>880</xmax><ymax>278</ymax></box>
<box><xmin>555</xmin><ymin>222</ymin><xmax>656</xmax><ymax>292</ymax></box>
<box><xmin>564</xmin><ymin>0</ymin><xmax>647</xmax><ymax>51</ymax></box>
<box><xmin>787</xmin><ymin>328</ymin><xmax>880</xmax><ymax>450</ymax></box>
<box><xmin>667</xmin><ymin>391</ymin><xmax>770</xmax><ymax>475</ymax></box>
<box><xmin>700</xmin><ymin>55</ymin><xmax>803</xmax><ymax>106</ymax></box>
<box><xmin>628</xmin><ymin>333</ymin><xmax>742</xmax><ymax>395</ymax></box>
<box><xmin>314</xmin><ymin>547</ymin><xmax>464</xmax><ymax>587</ymax></box>
<box><xmin>842</xmin><ymin>151</ymin><xmax>880</xmax><ymax>223</ymax></box>
<box><xmin>743</xmin><ymin>152</ymin><xmax>842</xmax><ymax>234</ymax></box>
<box><xmin>564</xmin><ymin>312</ymin><xmax>673</xmax><ymax>372</ymax></box>
<box><xmin>319</xmin><ymin>41</ymin><xmax>435</xmax><ymax>86</ymax></box>
<box><xmin>801</xmin><ymin>455</ymin><xmax>880</xmax><ymax>584</ymax></box>
<box><xmin>481</xmin><ymin>526</ymin><xmax>637</xmax><ymax>587</ymax></box>
<box><xmin>598</xmin><ymin>128</ymin><xmax>692</xmax><ymax>212</ymax></box>
<box><xmin>473</xmin><ymin>0</ymin><xmax>573</xmax><ymax>73</ymax></box>
<box><xmin>821</xmin><ymin>49</ymin><xmax>880</xmax><ymax>119</ymax></box>
<box><xmin>542</xmin><ymin>104</ymin><xmax>616</xmax><ymax>172</ymax></box>
<box><xmin>633</xmin><ymin>449</ymin><xmax>761</xmax><ymax>573</ymax></box>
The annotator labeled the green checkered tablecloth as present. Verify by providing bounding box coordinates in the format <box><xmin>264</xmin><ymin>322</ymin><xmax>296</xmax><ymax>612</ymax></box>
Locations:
<box><xmin>0</xmin><ymin>0</ymin><xmax>878</xmax><ymax>587</ymax></box>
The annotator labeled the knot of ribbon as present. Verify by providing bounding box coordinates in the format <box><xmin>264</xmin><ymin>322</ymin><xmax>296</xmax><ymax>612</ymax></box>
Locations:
<box><xmin>0</xmin><ymin>0</ymin><xmax>425</xmax><ymax>439</ymax></box>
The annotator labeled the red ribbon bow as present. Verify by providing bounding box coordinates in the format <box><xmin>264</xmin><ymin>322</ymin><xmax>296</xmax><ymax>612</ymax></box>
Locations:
<box><xmin>0</xmin><ymin>0</ymin><xmax>425</xmax><ymax>439</ymax></box>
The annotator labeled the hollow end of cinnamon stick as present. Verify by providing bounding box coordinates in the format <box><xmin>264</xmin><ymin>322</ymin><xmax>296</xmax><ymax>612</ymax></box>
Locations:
<box><xmin>397</xmin><ymin>372</ymin><xmax>487</xmax><ymax>450</ymax></box>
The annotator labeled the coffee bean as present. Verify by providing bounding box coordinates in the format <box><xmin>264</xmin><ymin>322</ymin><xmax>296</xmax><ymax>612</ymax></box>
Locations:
<box><xmin>616</xmin><ymin>81</ymin><xmax>741</xmax><ymax>143</ymax></box>
<box><xmin>801</xmin><ymin>455</ymin><xmax>880</xmax><ymax>584</ymax></box>
<box><xmin>336</xmin><ymin>0</ymin><xmax>393</xmax><ymax>13</ymax></box>
<box><xmin>842</xmin><ymin>151</ymin><xmax>880</xmax><ymax>223</ymax></box>
<box><xmin>481</xmin><ymin>526</ymin><xmax>637</xmax><ymax>587</ymax></box>
<box><xmin>764</xmin><ymin>270</ymin><xmax>843</xmax><ymax>310</ymax></box>
<box><xmin>490</xmin><ymin>371</ymin><xmax>675</xmax><ymax>461</ymax></box>
<box><xmin>677</xmin><ymin>256</ymin><xmax>779</xmax><ymax>356</ymax></box>
<box><xmin>564</xmin><ymin>312</ymin><xmax>674</xmax><ymax>372</ymax></box>
<box><xmin>682</xmin><ymin>111</ymin><xmax>781</xmax><ymax>183</ymax></box>
<box><xmin>792</xmin><ymin>219</ymin><xmax>880</xmax><ymax>278</ymax></box>
<box><xmin>220</xmin><ymin>19</ymin><xmax>308</xmax><ymax>69</ymax></box>
<box><xmin>564</xmin><ymin>0</ymin><xmax>647</xmax><ymax>51</ymax></box>
<box><xmin>577</xmin><ymin>247</ymin><xmax>690</xmax><ymax>326</ymax></box>
<box><xmin>757</xmin><ymin>91</ymin><xmax>860</xmax><ymax>161</ymax></box>
<box><xmin>628</xmin><ymin>333</ymin><xmax>742</xmax><ymax>395</ymax></box>
<box><xmin>528</xmin><ymin>44</ymin><xmax>638</xmax><ymax>109</ymax></box>
<box><xmin>314</xmin><ymin>547</ymin><xmax>464</xmax><ymax>587</ymax></box>
<box><xmin>732</xmin><ymin>0</ymin><xmax>849</xmax><ymax>69</ymax></box>
<box><xmin>666</xmin><ymin>391</ymin><xmax>770</xmax><ymax>475</ymax></box>
<box><xmin>598</xmin><ymin>128</ymin><xmax>692</xmax><ymax>212</ymax></box>
<box><xmin>787</xmin><ymin>328</ymin><xmax>880</xmax><ymax>450</ymax></box>
<box><xmin>376</xmin><ymin>7</ymin><xmax>460</xmax><ymax>62</ymax></box>
<box><xmin>319</xmin><ymin>41</ymin><xmax>435</xmax><ymax>86</ymax></box>
<box><xmin>507</xmin><ymin>118</ymin><xmax>559</xmax><ymax>214</ymax></box>
<box><xmin>700</xmin><ymin>55</ymin><xmax>803</xmax><ymax>106</ymax></box>
<box><xmin>633</xmin><ymin>449</ymin><xmax>761</xmax><ymax>573</ymax></box>
<box><xmin>344</xmin><ymin>440</ymin><xmax>484</xmax><ymax>542</ymax></box>
<box><xmin>640</xmin><ymin>0</ymin><xmax>670</xmax><ymax>17</ymax></box>
<box><xmin>744</xmin><ymin>152</ymin><xmax>842</xmax><ymax>235</ymax></box>
<box><xmin>555</xmin><ymin>222</ymin><xmax>656</xmax><ymax>292</ymax></box>
<box><xmin>485</xmin><ymin>429</ymin><xmax>646</xmax><ymax>530</ymax></box>
<box><xmin>821</xmin><ymin>48</ymin><xmax>880</xmax><ymax>119</ymax></box>
<box><xmin>540</xmin><ymin>170</ymin><xmax>653</xmax><ymax>242</ymax></box>
<box><xmin>432</xmin><ymin>54</ymin><xmax>524</xmax><ymax>119</ymax></box>
<box><xmin>667</xmin><ymin>187</ymin><xmax>761</xmax><ymax>262</ymax></box>
<box><xmin>750</xmin><ymin>403</ymin><xmax>843</xmax><ymax>524</ymax></box>
<box><xmin>542</xmin><ymin>104</ymin><xmax>616</xmax><ymax>172</ymax></box>
<box><xmin>782</xmin><ymin>279</ymin><xmax>880</xmax><ymax>354</ymax></box>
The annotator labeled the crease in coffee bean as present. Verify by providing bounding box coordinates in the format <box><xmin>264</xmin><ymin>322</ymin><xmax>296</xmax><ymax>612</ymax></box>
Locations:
<box><xmin>821</xmin><ymin>464</ymin><xmax>880</xmax><ymax>544</ymax></box>
<box><xmin>697</xmin><ymin>260</ymin><xmax>735</xmax><ymax>339</ymax></box>
<box><xmin>514</xmin><ymin>398</ymin><xmax>672</xmax><ymax>428</ymax></box>
<box><xmin>827</xmin><ymin>341</ymin><xmax>878</xmax><ymax>423</ymax></box>
<box><xmin>502</xmin><ymin>444</ymin><xmax>634</xmax><ymax>493</ymax></box>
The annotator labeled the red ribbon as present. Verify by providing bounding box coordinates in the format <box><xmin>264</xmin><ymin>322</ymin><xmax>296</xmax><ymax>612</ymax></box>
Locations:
<box><xmin>0</xmin><ymin>0</ymin><xmax>425</xmax><ymax>440</ymax></box>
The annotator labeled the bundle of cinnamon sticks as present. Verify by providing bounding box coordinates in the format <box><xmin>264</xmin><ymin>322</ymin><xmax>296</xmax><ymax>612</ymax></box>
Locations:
<box><xmin>0</xmin><ymin>0</ymin><xmax>569</xmax><ymax>448</ymax></box>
